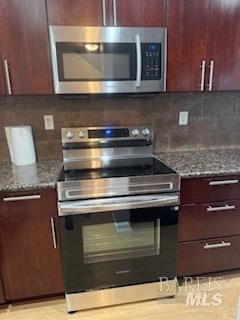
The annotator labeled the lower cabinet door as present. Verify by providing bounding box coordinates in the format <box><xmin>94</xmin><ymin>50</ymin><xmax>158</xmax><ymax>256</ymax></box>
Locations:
<box><xmin>177</xmin><ymin>235</ymin><xmax>240</xmax><ymax>276</ymax></box>
<box><xmin>0</xmin><ymin>277</ymin><xmax>5</xmax><ymax>304</ymax></box>
<box><xmin>0</xmin><ymin>217</ymin><xmax>64</xmax><ymax>300</ymax></box>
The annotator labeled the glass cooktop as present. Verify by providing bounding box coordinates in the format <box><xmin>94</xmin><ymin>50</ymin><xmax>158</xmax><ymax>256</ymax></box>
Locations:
<box><xmin>59</xmin><ymin>157</ymin><xmax>176</xmax><ymax>182</ymax></box>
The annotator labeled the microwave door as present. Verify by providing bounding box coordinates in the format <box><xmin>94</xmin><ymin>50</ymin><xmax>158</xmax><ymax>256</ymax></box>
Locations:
<box><xmin>54</xmin><ymin>42</ymin><xmax>138</xmax><ymax>94</ymax></box>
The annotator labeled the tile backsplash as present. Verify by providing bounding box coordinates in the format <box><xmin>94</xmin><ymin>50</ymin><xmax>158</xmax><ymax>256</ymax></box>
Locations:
<box><xmin>0</xmin><ymin>92</ymin><xmax>240</xmax><ymax>162</ymax></box>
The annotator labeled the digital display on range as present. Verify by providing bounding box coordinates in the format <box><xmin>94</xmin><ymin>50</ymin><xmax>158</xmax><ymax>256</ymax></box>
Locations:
<box><xmin>88</xmin><ymin>128</ymin><xmax>129</xmax><ymax>138</ymax></box>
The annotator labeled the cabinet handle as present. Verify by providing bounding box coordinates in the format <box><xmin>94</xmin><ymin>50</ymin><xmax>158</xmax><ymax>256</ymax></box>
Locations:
<box><xmin>207</xmin><ymin>204</ymin><xmax>235</xmax><ymax>212</ymax></box>
<box><xmin>209</xmin><ymin>179</ymin><xmax>238</xmax><ymax>186</ymax></box>
<box><xmin>102</xmin><ymin>0</ymin><xmax>107</xmax><ymax>26</ymax></box>
<box><xmin>113</xmin><ymin>0</ymin><xmax>117</xmax><ymax>26</ymax></box>
<box><xmin>204</xmin><ymin>241</ymin><xmax>231</xmax><ymax>250</ymax></box>
<box><xmin>199</xmin><ymin>60</ymin><xmax>206</xmax><ymax>91</ymax></box>
<box><xmin>50</xmin><ymin>217</ymin><xmax>57</xmax><ymax>249</ymax></box>
<box><xmin>3</xmin><ymin>60</ymin><xmax>12</xmax><ymax>95</ymax></box>
<box><xmin>3</xmin><ymin>195</ymin><xmax>41</xmax><ymax>202</ymax></box>
<box><xmin>208</xmin><ymin>60</ymin><xmax>214</xmax><ymax>91</ymax></box>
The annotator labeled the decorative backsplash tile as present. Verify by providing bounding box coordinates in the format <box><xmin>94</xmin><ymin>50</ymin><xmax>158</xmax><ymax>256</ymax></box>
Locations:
<box><xmin>0</xmin><ymin>92</ymin><xmax>239</xmax><ymax>161</ymax></box>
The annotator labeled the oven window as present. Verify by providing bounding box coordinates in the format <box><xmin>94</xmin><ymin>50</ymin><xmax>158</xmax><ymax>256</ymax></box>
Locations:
<box><xmin>82</xmin><ymin>212</ymin><xmax>160</xmax><ymax>264</ymax></box>
<box><xmin>56</xmin><ymin>42</ymin><xmax>136</xmax><ymax>81</ymax></box>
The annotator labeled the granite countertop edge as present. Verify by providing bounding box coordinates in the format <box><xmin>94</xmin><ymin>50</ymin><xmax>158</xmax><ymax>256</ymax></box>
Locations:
<box><xmin>0</xmin><ymin>160</ymin><xmax>62</xmax><ymax>193</ymax></box>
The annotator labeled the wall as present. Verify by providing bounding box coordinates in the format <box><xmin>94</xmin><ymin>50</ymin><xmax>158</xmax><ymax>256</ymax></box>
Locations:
<box><xmin>0</xmin><ymin>91</ymin><xmax>239</xmax><ymax>162</ymax></box>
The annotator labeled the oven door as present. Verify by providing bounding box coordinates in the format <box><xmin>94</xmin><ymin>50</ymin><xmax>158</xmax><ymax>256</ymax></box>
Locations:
<box><xmin>49</xmin><ymin>26</ymin><xmax>166</xmax><ymax>94</ymax></box>
<box><xmin>58</xmin><ymin>194</ymin><xmax>179</xmax><ymax>293</ymax></box>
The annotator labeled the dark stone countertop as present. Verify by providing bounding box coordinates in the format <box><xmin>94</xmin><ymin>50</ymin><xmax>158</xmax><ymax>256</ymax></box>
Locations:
<box><xmin>1</xmin><ymin>148</ymin><xmax>240</xmax><ymax>192</ymax></box>
<box><xmin>0</xmin><ymin>160</ymin><xmax>62</xmax><ymax>193</ymax></box>
<box><xmin>156</xmin><ymin>148</ymin><xmax>240</xmax><ymax>178</ymax></box>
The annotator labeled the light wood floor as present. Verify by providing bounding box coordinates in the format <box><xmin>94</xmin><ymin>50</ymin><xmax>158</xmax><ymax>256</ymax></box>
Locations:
<box><xmin>0</xmin><ymin>272</ymin><xmax>240</xmax><ymax>320</ymax></box>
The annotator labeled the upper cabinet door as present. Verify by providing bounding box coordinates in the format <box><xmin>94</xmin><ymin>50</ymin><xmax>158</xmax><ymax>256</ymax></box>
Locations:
<box><xmin>0</xmin><ymin>57</ymin><xmax>5</xmax><ymax>96</ymax></box>
<box><xmin>167</xmin><ymin>0</ymin><xmax>209</xmax><ymax>92</ymax></box>
<box><xmin>113</xmin><ymin>0</ymin><xmax>166</xmax><ymax>26</ymax></box>
<box><xmin>47</xmin><ymin>0</ymin><xmax>107</xmax><ymax>26</ymax></box>
<box><xmin>207</xmin><ymin>1</ymin><xmax>240</xmax><ymax>91</ymax></box>
<box><xmin>0</xmin><ymin>0</ymin><xmax>53</xmax><ymax>95</ymax></box>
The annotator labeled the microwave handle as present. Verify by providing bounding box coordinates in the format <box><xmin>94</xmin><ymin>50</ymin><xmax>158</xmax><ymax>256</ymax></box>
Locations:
<box><xmin>136</xmin><ymin>34</ymin><xmax>142</xmax><ymax>88</ymax></box>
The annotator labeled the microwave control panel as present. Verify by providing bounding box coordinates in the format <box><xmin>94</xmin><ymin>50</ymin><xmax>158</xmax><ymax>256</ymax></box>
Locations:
<box><xmin>142</xmin><ymin>43</ymin><xmax>161</xmax><ymax>80</ymax></box>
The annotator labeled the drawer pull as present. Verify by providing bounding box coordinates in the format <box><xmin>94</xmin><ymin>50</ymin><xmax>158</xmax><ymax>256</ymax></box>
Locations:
<box><xmin>3</xmin><ymin>195</ymin><xmax>41</xmax><ymax>202</ymax></box>
<box><xmin>204</xmin><ymin>241</ymin><xmax>231</xmax><ymax>250</ymax></box>
<box><xmin>209</xmin><ymin>179</ymin><xmax>238</xmax><ymax>186</ymax></box>
<box><xmin>207</xmin><ymin>204</ymin><xmax>235</xmax><ymax>212</ymax></box>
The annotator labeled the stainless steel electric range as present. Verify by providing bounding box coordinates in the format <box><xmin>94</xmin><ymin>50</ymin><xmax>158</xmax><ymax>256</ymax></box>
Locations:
<box><xmin>57</xmin><ymin>126</ymin><xmax>180</xmax><ymax>313</ymax></box>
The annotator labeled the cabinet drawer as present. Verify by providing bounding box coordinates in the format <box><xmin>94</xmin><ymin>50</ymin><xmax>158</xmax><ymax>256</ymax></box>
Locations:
<box><xmin>181</xmin><ymin>175</ymin><xmax>240</xmax><ymax>204</ymax></box>
<box><xmin>0</xmin><ymin>189</ymin><xmax>57</xmax><ymax>219</ymax></box>
<box><xmin>177</xmin><ymin>235</ymin><xmax>240</xmax><ymax>276</ymax></box>
<box><xmin>179</xmin><ymin>200</ymin><xmax>240</xmax><ymax>241</ymax></box>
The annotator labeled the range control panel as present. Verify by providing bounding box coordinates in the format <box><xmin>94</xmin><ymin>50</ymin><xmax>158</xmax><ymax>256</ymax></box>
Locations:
<box><xmin>61</xmin><ymin>126</ymin><xmax>153</xmax><ymax>144</ymax></box>
<box><xmin>142</xmin><ymin>43</ymin><xmax>161</xmax><ymax>80</ymax></box>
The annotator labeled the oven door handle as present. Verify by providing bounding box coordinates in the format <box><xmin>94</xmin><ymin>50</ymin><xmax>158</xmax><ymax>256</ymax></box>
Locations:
<box><xmin>58</xmin><ymin>194</ymin><xmax>179</xmax><ymax>216</ymax></box>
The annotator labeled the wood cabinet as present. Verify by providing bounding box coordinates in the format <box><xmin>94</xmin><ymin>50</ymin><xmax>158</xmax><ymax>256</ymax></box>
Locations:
<box><xmin>178</xmin><ymin>175</ymin><xmax>240</xmax><ymax>276</ymax></box>
<box><xmin>0</xmin><ymin>189</ymin><xmax>64</xmax><ymax>301</ymax></box>
<box><xmin>114</xmin><ymin>0</ymin><xmax>166</xmax><ymax>27</ymax></box>
<box><xmin>207</xmin><ymin>0</ymin><xmax>240</xmax><ymax>91</ymax></box>
<box><xmin>179</xmin><ymin>200</ymin><xmax>240</xmax><ymax>242</ymax></box>
<box><xmin>178</xmin><ymin>235</ymin><xmax>240</xmax><ymax>276</ymax></box>
<box><xmin>167</xmin><ymin>0</ymin><xmax>209</xmax><ymax>92</ymax></box>
<box><xmin>0</xmin><ymin>53</ymin><xmax>5</xmax><ymax>95</ymax></box>
<box><xmin>47</xmin><ymin>0</ymin><xmax>107</xmax><ymax>26</ymax></box>
<box><xmin>0</xmin><ymin>277</ymin><xmax>5</xmax><ymax>304</ymax></box>
<box><xmin>0</xmin><ymin>0</ymin><xmax>53</xmax><ymax>95</ymax></box>
<box><xmin>167</xmin><ymin>0</ymin><xmax>240</xmax><ymax>92</ymax></box>
<box><xmin>181</xmin><ymin>175</ymin><xmax>240</xmax><ymax>204</ymax></box>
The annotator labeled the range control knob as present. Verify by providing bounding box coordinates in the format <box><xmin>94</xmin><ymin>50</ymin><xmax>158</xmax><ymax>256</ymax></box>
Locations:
<box><xmin>142</xmin><ymin>128</ymin><xmax>150</xmax><ymax>137</ymax></box>
<box><xmin>78</xmin><ymin>130</ymin><xmax>86</xmax><ymax>138</ymax></box>
<box><xmin>131</xmin><ymin>128</ymin><xmax>140</xmax><ymax>137</ymax></box>
<box><xmin>66</xmin><ymin>130</ymin><xmax>74</xmax><ymax>139</ymax></box>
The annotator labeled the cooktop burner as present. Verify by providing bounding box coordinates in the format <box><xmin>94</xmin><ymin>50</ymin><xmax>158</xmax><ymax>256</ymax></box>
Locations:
<box><xmin>59</xmin><ymin>157</ymin><xmax>176</xmax><ymax>182</ymax></box>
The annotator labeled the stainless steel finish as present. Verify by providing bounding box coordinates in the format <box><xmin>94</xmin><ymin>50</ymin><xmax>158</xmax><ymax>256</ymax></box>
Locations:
<box><xmin>3</xmin><ymin>60</ymin><xmax>12</xmax><ymax>95</ymax></box>
<box><xmin>65</xmin><ymin>280</ymin><xmax>177</xmax><ymax>312</ymax></box>
<box><xmin>50</xmin><ymin>217</ymin><xmax>57</xmax><ymax>249</ymax></box>
<box><xmin>136</xmin><ymin>33</ymin><xmax>142</xmax><ymax>88</ymax></box>
<box><xmin>49</xmin><ymin>26</ymin><xmax>167</xmax><ymax>94</ymax></box>
<box><xmin>62</xmin><ymin>126</ymin><xmax>153</xmax><ymax>170</ymax></box>
<box><xmin>63</xmin><ymin>151</ymin><xmax>153</xmax><ymax>170</ymax></box>
<box><xmin>209</xmin><ymin>179</ymin><xmax>239</xmax><ymax>186</ymax></box>
<box><xmin>59</xmin><ymin>126</ymin><xmax>180</xmax><ymax>200</ymax></box>
<box><xmin>58</xmin><ymin>173</ymin><xmax>180</xmax><ymax>201</ymax></box>
<box><xmin>102</xmin><ymin>0</ymin><xmax>107</xmax><ymax>26</ymax></box>
<box><xmin>113</xmin><ymin>0</ymin><xmax>117</xmax><ymax>26</ymax></box>
<box><xmin>204</xmin><ymin>241</ymin><xmax>231</xmax><ymax>250</ymax></box>
<box><xmin>58</xmin><ymin>193</ymin><xmax>179</xmax><ymax>216</ymax></box>
<box><xmin>3</xmin><ymin>195</ymin><xmax>41</xmax><ymax>202</ymax></box>
<box><xmin>156</xmin><ymin>218</ymin><xmax>161</xmax><ymax>254</ymax></box>
<box><xmin>200</xmin><ymin>60</ymin><xmax>206</xmax><ymax>91</ymax></box>
<box><xmin>208</xmin><ymin>60</ymin><xmax>214</xmax><ymax>91</ymax></box>
<box><xmin>207</xmin><ymin>204</ymin><xmax>235</xmax><ymax>212</ymax></box>
<box><xmin>62</xmin><ymin>126</ymin><xmax>153</xmax><ymax>144</ymax></box>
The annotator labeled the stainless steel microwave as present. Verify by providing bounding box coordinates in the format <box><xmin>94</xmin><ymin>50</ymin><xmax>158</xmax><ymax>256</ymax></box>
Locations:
<box><xmin>49</xmin><ymin>26</ymin><xmax>167</xmax><ymax>94</ymax></box>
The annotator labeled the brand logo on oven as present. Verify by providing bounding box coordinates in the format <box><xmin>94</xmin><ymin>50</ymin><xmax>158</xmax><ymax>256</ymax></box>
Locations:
<box><xmin>116</xmin><ymin>270</ymin><xmax>130</xmax><ymax>275</ymax></box>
